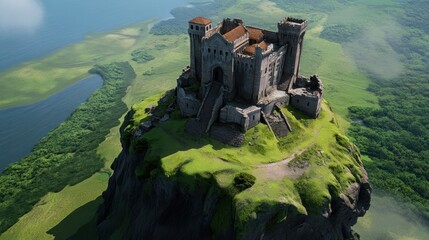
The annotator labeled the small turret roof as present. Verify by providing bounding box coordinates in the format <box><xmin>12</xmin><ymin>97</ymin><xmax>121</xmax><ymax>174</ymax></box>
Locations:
<box><xmin>189</xmin><ymin>16</ymin><xmax>212</xmax><ymax>25</ymax></box>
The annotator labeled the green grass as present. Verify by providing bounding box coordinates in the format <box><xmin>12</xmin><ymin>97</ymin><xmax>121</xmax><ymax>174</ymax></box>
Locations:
<box><xmin>120</xmin><ymin>91</ymin><xmax>365</xmax><ymax>236</ymax></box>
<box><xmin>0</xmin><ymin>175</ymin><xmax>107</xmax><ymax>240</ymax></box>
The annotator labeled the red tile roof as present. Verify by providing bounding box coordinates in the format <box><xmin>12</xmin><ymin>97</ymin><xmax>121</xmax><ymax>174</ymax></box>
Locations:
<box><xmin>247</xmin><ymin>27</ymin><xmax>264</xmax><ymax>41</ymax></box>
<box><xmin>223</xmin><ymin>25</ymin><xmax>247</xmax><ymax>42</ymax></box>
<box><xmin>243</xmin><ymin>41</ymin><xmax>268</xmax><ymax>55</ymax></box>
<box><xmin>189</xmin><ymin>17</ymin><xmax>212</xmax><ymax>25</ymax></box>
<box><xmin>259</xmin><ymin>41</ymin><xmax>268</xmax><ymax>50</ymax></box>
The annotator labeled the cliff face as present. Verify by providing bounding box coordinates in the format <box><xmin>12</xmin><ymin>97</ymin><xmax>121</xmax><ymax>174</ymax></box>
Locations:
<box><xmin>96</xmin><ymin>92</ymin><xmax>371</xmax><ymax>240</ymax></box>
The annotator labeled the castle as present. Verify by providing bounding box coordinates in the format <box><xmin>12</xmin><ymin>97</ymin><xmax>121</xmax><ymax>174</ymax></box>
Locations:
<box><xmin>176</xmin><ymin>16</ymin><xmax>323</xmax><ymax>140</ymax></box>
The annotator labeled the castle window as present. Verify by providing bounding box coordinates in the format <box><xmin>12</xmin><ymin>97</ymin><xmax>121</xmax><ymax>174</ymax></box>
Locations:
<box><xmin>208</xmin><ymin>48</ymin><xmax>211</xmax><ymax>53</ymax></box>
<box><xmin>253</xmin><ymin>115</ymin><xmax>255</xmax><ymax>121</ymax></box>
<box><xmin>226</xmin><ymin>52</ymin><xmax>229</xmax><ymax>56</ymax></box>
<box><xmin>214</xmin><ymin>49</ymin><xmax>217</xmax><ymax>54</ymax></box>
<box><xmin>220</xmin><ymin>50</ymin><xmax>223</xmax><ymax>55</ymax></box>
<box><xmin>265</xmin><ymin>68</ymin><xmax>267</xmax><ymax>73</ymax></box>
<box><xmin>196</xmin><ymin>26</ymin><xmax>199</xmax><ymax>30</ymax></box>
<box><xmin>190</xmin><ymin>25</ymin><xmax>194</xmax><ymax>30</ymax></box>
<box><xmin>297</xmin><ymin>99</ymin><xmax>299</xmax><ymax>103</ymax></box>
<box><xmin>307</xmin><ymin>102</ymin><xmax>310</xmax><ymax>107</ymax></box>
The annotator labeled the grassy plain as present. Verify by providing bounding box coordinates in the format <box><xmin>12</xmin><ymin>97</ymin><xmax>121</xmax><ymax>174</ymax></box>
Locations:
<box><xmin>0</xmin><ymin>20</ymin><xmax>187</xmax><ymax>109</ymax></box>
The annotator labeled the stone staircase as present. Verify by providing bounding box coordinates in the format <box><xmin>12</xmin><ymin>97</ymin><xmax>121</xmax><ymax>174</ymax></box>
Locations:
<box><xmin>186</xmin><ymin>82</ymin><xmax>222</xmax><ymax>135</ymax></box>
<box><xmin>263</xmin><ymin>106</ymin><xmax>292</xmax><ymax>138</ymax></box>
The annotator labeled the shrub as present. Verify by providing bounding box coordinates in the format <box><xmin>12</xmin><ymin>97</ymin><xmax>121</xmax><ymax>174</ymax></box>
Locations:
<box><xmin>131</xmin><ymin>49</ymin><xmax>155</xmax><ymax>63</ymax></box>
<box><xmin>233</xmin><ymin>172</ymin><xmax>256</xmax><ymax>192</ymax></box>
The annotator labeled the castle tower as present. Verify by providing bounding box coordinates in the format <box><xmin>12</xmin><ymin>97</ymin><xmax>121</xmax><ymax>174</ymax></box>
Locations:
<box><xmin>188</xmin><ymin>17</ymin><xmax>212</xmax><ymax>82</ymax></box>
<box><xmin>278</xmin><ymin>17</ymin><xmax>308</xmax><ymax>91</ymax></box>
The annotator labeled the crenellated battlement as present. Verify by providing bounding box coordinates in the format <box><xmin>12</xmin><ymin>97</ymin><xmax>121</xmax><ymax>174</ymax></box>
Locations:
<box><xmin>278</xmin><ymin>17</ymin><xmax>308</xmax><ymax>34</ymax></box>
<box><xmin>178</xmin><ymin>16</ymin><xmax>323</xmax><ymax>139</ymax></box>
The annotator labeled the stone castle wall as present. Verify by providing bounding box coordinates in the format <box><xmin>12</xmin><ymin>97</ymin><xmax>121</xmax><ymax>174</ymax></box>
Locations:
<box><xmin>182</xmin><ymin>16</ymin><xmax>322</xmax><ymax>135</ymax></box>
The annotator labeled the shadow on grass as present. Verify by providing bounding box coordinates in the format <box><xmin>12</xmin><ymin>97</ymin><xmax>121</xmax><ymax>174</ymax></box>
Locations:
<box><xmin>144</xmin><ymin>115</ymin><xmax>233</xmax><ymax>154</ymax></box>
<box><xmin>47</xmin><ymin>197</ymin><xmax>102</xmax><ymax>240</ymax></box>
<box><xmin>286</xmin><ymin>105</ymin><xmax>312</xmax><ymax>121</ymax></box>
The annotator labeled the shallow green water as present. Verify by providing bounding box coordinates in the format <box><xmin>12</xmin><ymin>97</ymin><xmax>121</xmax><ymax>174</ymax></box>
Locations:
<box><xmin>355</xmin><ymin>192</ymin><xmax>429</xmax><ymax>240</ymax></box>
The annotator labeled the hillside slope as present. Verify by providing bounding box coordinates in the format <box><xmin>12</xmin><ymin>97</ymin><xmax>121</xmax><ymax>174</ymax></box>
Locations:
<box><xmin>96</xmin><ymin>91</ymin><xmax>371</xmax><ymax>239</ymax></box>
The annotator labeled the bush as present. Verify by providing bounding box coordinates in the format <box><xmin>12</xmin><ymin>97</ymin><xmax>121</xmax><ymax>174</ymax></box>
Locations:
<box><xmin>233</xmin><ymin>173</ymin><xmax>256</xmax><ymax>192</ymax></box>
<box><xmin>131</xmin><ymin>49</ymin><xmax>155</xmax><ymax>63</ymax></box>
<box><xmin>320</xmin><ymin>24</ymin><xmax>363</xmax><ymax>43</ymax></box>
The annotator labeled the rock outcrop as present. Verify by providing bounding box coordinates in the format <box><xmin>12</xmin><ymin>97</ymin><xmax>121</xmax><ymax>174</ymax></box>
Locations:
<box><xmin>96</xmin><ymin>93</ymin><xmax>371</xmax><ymax>240</ymax></box>
<box><xmin>97</xmin><ymin>149</ymin><xmax>370</xmax><ymax>240</ymax></box>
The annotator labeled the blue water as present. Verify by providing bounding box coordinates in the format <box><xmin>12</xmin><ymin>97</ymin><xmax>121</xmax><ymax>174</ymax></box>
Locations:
<box><xmin>0</xmin><ymin>0</ymin><xmax>189</xmax><ymax>171</ymax></box>
<box><xmin>0</xmin><ymin>75</ymin><xmax>103</xmax><ymax>171</ymax></box>
<box><xmin>0</xmin><ymin>0</ymin><xmax>188</xmax><ymax>71</ymax></box>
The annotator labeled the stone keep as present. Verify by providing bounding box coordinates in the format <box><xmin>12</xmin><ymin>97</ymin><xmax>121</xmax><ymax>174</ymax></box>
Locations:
<box><xmin>177</xmin><ymin>16</ymin><xmax>323</xmax><ymax>135</ymax></box>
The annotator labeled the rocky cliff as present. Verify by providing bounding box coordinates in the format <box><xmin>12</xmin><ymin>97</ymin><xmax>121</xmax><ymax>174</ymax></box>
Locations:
<box><xmin>96</xmin><ymin>91</ymin><xmax>371</xmax><ymax>240</ymax></box>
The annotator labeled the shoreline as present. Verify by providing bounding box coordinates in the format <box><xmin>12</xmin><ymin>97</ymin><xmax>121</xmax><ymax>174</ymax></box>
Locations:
<box><xmin>0</xmin><ymin>0</ymin><xmax>187</xmax><ymax>110</ymax></box>
<box><xmin>0</xmin><ymin>74</ymin><xmax>103</xmax><ymax>171</ymax></box>
<box><xmin>0</xmin><ymin>18</ymin><xmax>158</xmax><ymax>110</ymax></box>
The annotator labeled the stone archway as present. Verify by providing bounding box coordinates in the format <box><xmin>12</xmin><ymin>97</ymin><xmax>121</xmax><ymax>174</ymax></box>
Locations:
<box><xmin>212</xmin><ymin>66</ymin><xmax>224</xmax><ymax>84</ymax></box>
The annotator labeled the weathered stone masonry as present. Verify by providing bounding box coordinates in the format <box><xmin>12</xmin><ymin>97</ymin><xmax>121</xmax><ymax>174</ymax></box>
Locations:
<box><xmin>177</xmin><ymin>16</ymin><xmax>324</xmax><ymax>141</ymax></box>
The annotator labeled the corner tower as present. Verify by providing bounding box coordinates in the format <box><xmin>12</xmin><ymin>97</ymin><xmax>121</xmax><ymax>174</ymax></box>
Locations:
<box><xmin>188</xmin><ymin>17</ymin><xmax>212</xmax><ymax>82</ymax></box>
<box><xmin>278</xmin><ymin>17</ymin><xmax>308</xmax><ymax>91</ymax></box>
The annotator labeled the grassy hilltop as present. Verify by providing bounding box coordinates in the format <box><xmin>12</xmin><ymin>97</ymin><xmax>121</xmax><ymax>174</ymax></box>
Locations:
<box><xmin>97</xmin><ymin>91</ymin><xmax>368</xmax><ymax>239</ymax></box>
<box><xmin>127</xmin><ymin>94</ymin><xmax>363</xmax><ymax>202</ymax></box>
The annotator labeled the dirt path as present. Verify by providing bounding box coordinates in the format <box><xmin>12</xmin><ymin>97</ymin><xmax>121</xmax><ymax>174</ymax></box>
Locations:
<box><xmin>253</xmin><ymin>148</ymin><xmax>310</xmax><ymax>180</ymax></box>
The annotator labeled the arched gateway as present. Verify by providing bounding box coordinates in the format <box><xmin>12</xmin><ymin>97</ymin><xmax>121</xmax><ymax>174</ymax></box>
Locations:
<box><xmin>212</xmin><ymin>67</ymin><xmax>224</xmax><ymax>84</ymax></box>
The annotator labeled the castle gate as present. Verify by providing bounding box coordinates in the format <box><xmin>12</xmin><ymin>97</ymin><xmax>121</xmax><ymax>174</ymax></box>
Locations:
<box><xmin>212</xmin><ymin>67</ymin><xmax>224</xmax><ymax>84</ymax></box>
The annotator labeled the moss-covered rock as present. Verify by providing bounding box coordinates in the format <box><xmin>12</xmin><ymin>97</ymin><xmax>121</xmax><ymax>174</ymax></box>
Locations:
<box><xmin>97</xmin><ymin>91</ymin><xmax>371</xmax><ymax>240</ymax></box>
<box><xmin>233</xmin><ymin>172</ymin><xmax>256</xmax><ymax>192</ymax></box>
